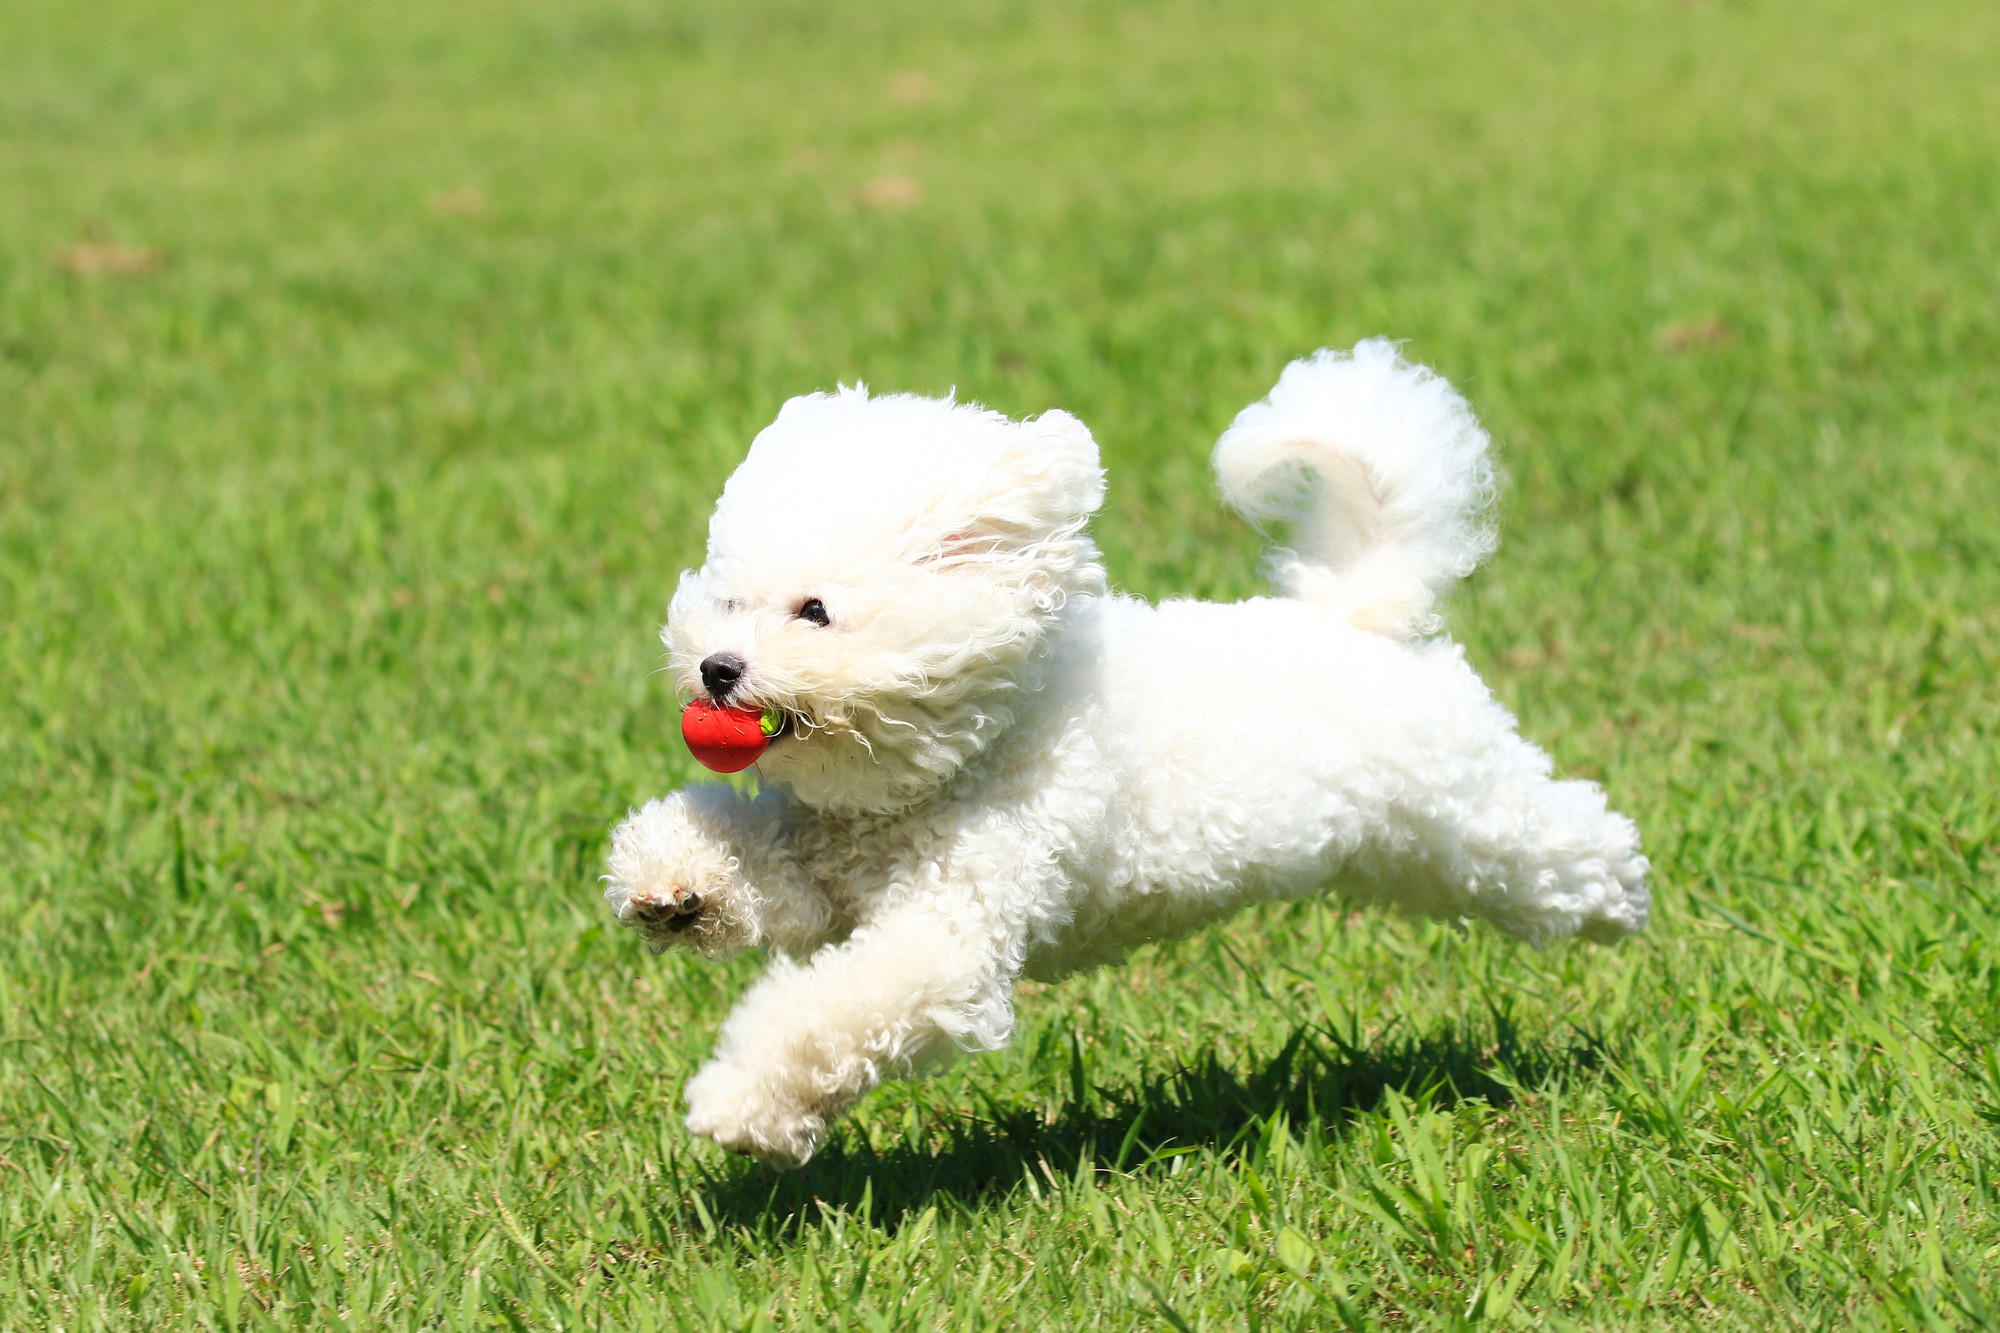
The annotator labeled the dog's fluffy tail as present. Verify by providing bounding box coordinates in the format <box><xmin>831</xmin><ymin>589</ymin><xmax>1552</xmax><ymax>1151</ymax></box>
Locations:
<box><xmin>1213</xmin><ymin>339</ymin><xmax>1499</xmax><ymax>637</ymax></box>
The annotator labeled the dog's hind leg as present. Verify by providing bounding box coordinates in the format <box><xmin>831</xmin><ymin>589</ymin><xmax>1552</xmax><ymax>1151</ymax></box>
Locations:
<box><xmin>1480</xmin><ymin>773</ymin><xmax>1651</xmax><ymax>946</ymax></box>
<box><xmin>1362</xmin><ymin>758</ymin><xmax>1651</xmax><ymax>947</ymax></box>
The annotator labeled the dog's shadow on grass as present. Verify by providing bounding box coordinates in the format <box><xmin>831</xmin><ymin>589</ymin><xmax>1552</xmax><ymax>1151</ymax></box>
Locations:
<box><xmin>679</xmin><ymin>1006</ymin><xmax>1613</xmax><ymax>1239</ymax></box>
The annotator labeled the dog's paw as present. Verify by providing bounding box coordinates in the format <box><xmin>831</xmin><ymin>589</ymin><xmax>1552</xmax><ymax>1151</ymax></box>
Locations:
<box><xmin>617</xmin><ymin>882</ymin><xmax>707</xmax><ymax>952</ymax></box>
<box><xmin>1577</xmin><ymin>849</ymin><xmax>1652</xmax><ymax>944</ymax></box>
<box><xmin>684</xmin><ymin>1059</ymin><xmax>826</xmax><ymax>1168</ymax></box>
<box><xmin>605</xmin><ymin>795</ymin><xmax>760</xmax><ymax>956</ymax></box>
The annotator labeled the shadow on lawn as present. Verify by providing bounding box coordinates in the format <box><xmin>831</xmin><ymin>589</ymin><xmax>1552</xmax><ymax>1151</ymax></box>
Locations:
<box><xmin>679</xmin><ymin>1005</ymin><xmax>1612</xmax><ymax>1238</ymax></box>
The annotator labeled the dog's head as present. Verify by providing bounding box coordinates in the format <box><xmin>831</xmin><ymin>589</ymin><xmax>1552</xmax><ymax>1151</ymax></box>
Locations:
<box><xmin>666</xmin><ymin>385</ymin><xmax>1105</xmax><ymax>813</ymax></box>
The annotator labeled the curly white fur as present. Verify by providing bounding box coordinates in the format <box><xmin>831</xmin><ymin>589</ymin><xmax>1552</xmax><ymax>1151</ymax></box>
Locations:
<box><xmin>605</xmin><ymin>339</ymin><xmax>1649</xmax><ymax>1167</ymax></box>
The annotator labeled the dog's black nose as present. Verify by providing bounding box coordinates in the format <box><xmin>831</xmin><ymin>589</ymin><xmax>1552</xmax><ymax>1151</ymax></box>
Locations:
<box><xmin>700</xmin><ymin>653</ymin><xmax>745</xmax><ymax>701</ymax></box>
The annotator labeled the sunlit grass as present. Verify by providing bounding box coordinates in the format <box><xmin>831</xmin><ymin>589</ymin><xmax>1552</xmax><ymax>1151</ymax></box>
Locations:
<box><xmin>3</xmin><ymin>0</ymin><xmax>1998</xmax><ymax>1327</ymax></box>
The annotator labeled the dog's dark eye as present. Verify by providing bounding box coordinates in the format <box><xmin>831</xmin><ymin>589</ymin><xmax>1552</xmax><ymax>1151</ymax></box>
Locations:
<box><xmin>797</xmin><ymin>598</ymin><xmax>830</xmax><ymax>627</ymax></box>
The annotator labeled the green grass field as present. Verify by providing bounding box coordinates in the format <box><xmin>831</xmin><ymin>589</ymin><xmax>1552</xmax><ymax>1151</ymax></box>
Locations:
<box><xmin>4</xmin><ymin>0</ymin><xmax>1999</xmax><ymax>1327</ymax></box>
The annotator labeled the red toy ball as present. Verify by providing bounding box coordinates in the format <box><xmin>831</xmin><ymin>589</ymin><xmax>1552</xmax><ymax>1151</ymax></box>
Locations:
<box><xmin>681</xmin><ymin>700</ymin><xmax>781</xmax><ymax>773</ymax></box>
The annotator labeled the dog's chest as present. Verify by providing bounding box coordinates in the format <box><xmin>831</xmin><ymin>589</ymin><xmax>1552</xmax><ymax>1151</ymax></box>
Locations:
<box><xmin>783</xmin><ymin>808</ymin><xmax>937</xmax><ymax>916</ymax></box>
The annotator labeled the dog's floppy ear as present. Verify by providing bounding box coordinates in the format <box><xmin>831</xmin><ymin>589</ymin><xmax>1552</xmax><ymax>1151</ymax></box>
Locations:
<box><xmin>923</xmin><ymin>531</ymin><xmax>1002</xmax><ymax>563</ymax></box>
<box><xmin>1025</xmin><ymin>408</ymin><xmax>1104</xmax><ymax>521</ymax></box>
<box><xmin>912</xmin><ymin>408</ymin><xmax>1105</xmax><ymax>594</ymax></box>
<box><xmin>972</xmin><ymin>408</ymin><xmax>1104</xmax><ymax>538</ymax></box>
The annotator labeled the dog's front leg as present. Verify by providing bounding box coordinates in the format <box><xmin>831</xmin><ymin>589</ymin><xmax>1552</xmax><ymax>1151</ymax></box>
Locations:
<box><xmin>683</xmin><ymin>900</ymin><xmax>1016</xmax><ymax>1167</ymax></box>
<box><xmin>605</xmin><ymin>787</ymin><xmax>834</xmax><ymax>959</ymax></box>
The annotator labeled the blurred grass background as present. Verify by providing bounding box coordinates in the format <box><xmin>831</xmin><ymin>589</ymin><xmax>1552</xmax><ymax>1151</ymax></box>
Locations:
<box><xmin>3</xmin><ymin>0</ymin><xmax>1998</xmax><ymax>1328</ymax></box>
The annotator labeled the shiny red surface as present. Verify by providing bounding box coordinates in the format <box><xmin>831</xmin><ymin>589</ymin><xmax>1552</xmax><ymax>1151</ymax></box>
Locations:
<box><xmin>681</xmin><ymin>699</ymin><xmax>771</xmax><ymax>773</ymax></box>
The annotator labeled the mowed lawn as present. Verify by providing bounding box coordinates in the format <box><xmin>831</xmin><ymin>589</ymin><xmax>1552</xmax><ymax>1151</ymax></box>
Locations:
<box><xmin>4</xmin><ymin>0</ymin><xmax>1999</xmax><ymax>1327</ymax></box>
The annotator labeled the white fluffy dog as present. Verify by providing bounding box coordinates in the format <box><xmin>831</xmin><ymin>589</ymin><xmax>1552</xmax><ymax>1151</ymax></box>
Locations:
<box><xmin>605</xmin><ymin>339</ymin><xmax>1648</xmax><ymax>1167</ymax></box>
